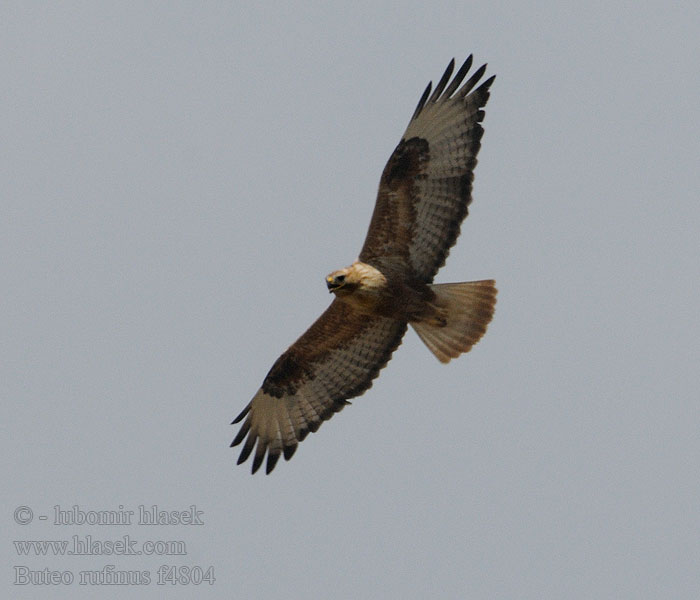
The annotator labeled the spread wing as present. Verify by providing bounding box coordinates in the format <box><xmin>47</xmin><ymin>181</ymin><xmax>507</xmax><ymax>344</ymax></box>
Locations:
<box><xmin>231</xmin><ymin>300</ymin><xmax>407</xmax><ymax>474</ymax></box>
<box><xmin>359</xmin><ymin>56</ymin><xmax>495</xmax><ymax>282</ymax></box>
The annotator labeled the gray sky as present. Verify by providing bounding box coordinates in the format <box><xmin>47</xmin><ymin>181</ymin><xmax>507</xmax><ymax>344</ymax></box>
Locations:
<box><xmin>3</xmin><ymin>2</ymin><xmax>699</xmax><ymax>598</ymax></box>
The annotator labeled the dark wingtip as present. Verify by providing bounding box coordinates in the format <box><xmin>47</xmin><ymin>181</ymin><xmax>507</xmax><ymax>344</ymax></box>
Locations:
<box><xmin>266</xmin><ymin>451</ymin><xmax>281</xmax><ymax>474</ymax></box>
<box><xmin>413</xmin><ymin>55</ymin><xmax>492</xmax><ymax>117</ymax></box>
<box><xmin>410</xmin><ymin>80</ymin><xmax>433</xmax><ymax>122</ymax></box>
<box><xmin>428</xmin><ymin>58</ymin><xmax>455</xmax><ymax>103</ymax></box>
<box><xmin>251</xmin><ymin>451</ymin><xmax>264</xmax><ymax>474</ymax></box>
<box><xmin>237</xmin><ymin>434</ymin><xmax>256</xmax><ymax>464</ymax></box>
<box><xmin>443</xmin><ymin>55</ymin><xmax>474</xmax><ymax>98</ymax></box>
<box><xmin>283</xmin><ymin>444</ymin><xmax>297</xmax><ymax>461</ymax></box>
<box><xmin>458</xmin><ymin>63</ymin><xmax>487</xmax><ymax>98</ymax></box>
<box><xmin>230</xmin><ymin>418</ymin><xmax>251</xmax><ymax>447</ymax></box>
<box><xmin>231</xmin><ymin>403</ymin><xmax>251</xmax><ymax>424</ymax></box>
<box><xmin>481</xmin><ymin>74</ymin><xmax>496</xmax><ymax>89</ymax></box>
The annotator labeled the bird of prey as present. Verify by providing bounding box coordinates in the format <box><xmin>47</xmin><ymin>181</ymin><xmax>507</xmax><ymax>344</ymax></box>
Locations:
<box><xmin>232</xmin><ymin>56</ymin><xmax>497</xmax><ymax>474</ymax></box>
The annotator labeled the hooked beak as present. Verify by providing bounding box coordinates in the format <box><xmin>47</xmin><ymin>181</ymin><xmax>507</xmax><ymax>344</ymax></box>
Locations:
<box><xmin>326</xmin><ymin>276</ymin><xmax>339</xmax><ymax>292</ymax></box>
<box><xmin>326</xmin><ymin>275</ymin><xmax>345</xmax><ymax>293</ymax></box>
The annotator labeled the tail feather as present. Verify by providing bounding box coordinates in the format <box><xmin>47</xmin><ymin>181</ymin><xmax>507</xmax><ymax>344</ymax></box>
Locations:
<box><xmin>411</xmin><ymin>280</ymin><xmax>496</xmax><ymax>363</ymax></box>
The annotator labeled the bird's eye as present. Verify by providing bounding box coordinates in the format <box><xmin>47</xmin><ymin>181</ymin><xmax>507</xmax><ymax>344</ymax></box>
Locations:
<box><xmin>336</xmin><ymin>275</ymin><xmax>346</xmax><ymax>283</ymax></box>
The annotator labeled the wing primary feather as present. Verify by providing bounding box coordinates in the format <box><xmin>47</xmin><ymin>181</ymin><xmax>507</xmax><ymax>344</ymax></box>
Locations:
<box><xmin>230</xmin><ymin>418</ymin><xmax>251</xmax><ymax>447</ymax></box>
<box><xmin>251</xmin><ymin>439</ymin><xmax>266</xmax><ymax>474</ymax></box>
<box><xmin>443</xmin><ymin>55</ymin><xmax>473</xmax><ymax>98</ymax></box>
<box><xmin>478</xmin><ymin>74</ymin><xmax>497</xmax><ymax>95</ymax></box>
<box><xmin>458</xmin><ymin>63</ymin><xmax>487</xmax><ymax>97</ymax></box>
<box><xmin>410</xmin><ymin>81</ymin><xmax>432</xmax><ymax>122</ymax></box>
<box><xmin>283</xmin><ymin>444</ymin><xmax>297</xmax><ymax>461</ymax></box>
<box><xmin>266</xmin><ymin>450</ymin><xmax>281</xmax><ymax>474</ymax></box>
<box><xmin>237</xmin><ymin>432</ymin><xmax>257</xmax><ymax>465</ymax></box>
<box><xmin>231</xmin><ymin>403</ymin><xmax>250</xmax><ymax>424</ymax></box>
<box><xmin>264</xmin><ymin>412</ymin><xmax>284</xmax><ymax>474</ymax></box>
<box><xmin>428</xmin><ymin>58</ymin><xmax>455</xmax><ymax>103</ymax></box>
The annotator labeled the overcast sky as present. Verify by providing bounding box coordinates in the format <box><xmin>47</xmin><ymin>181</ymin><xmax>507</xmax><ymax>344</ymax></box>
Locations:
<box><xmin>3</xmin><ymin>2</ymin><xmax>699</xmax><ymax>599</ymax></box>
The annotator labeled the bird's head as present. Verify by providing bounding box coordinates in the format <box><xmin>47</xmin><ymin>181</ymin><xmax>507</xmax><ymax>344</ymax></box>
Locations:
<box><xmin>325</xmin><ymin>267</ymin><xmax>356</xmax><ymax>296</ymax></box>
<box><xmin>325</xmin><ymin>262</ymin><xmax>386</xmax><ymax>297</ymax></box>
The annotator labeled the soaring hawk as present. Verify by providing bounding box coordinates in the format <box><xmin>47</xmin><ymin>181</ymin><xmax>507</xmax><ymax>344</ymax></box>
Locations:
<box><xmin>232</xmin><ymin>56</ymin><xmax>497</xmax><ymax>474</ymax></box>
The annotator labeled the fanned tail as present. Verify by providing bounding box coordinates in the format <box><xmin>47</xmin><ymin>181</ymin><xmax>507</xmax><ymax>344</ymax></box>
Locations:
<box><xmin>411</xmin><ymin>280</ymin><xmax>496</xmax><ymax>363</ymax></box>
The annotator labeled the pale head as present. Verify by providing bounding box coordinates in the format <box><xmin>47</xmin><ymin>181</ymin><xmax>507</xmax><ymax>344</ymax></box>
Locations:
<box><xmin>325</xmin><ymin>261</ymin><xmax>387</xmax><ymax>297</ymax></box>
